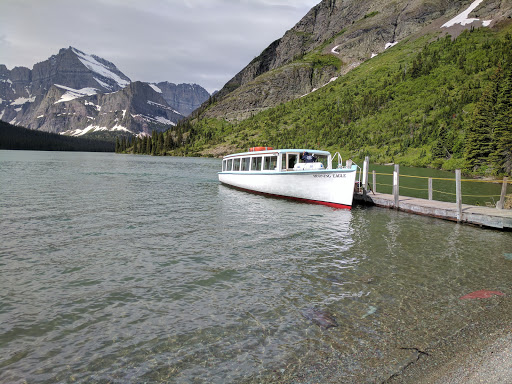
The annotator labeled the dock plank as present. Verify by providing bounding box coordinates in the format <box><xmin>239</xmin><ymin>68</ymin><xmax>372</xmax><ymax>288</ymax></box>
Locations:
<box><xmin>354</xmin><ymin>192</ymin><xmax>512</xmax><ymax>230</ymax></box>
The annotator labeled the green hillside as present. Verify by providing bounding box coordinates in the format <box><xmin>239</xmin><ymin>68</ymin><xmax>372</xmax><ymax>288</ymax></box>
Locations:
<box><xmin>125</xmin><ymin>23</ymin><xmax>512</xmax><ymax>176</ymax></box>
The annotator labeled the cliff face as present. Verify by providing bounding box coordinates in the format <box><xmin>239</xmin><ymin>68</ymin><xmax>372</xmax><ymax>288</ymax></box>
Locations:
<box><xmin>0</xmin><ymin>48</ymin><xmax>210</xmax><ymax>137</ymax></box>
<box><xmin>156</xmin><ymin>82</ymin><xmax>211</xmax><ymax>117</ymax></box>
<box><xmin>202</xmin><ymin>0</ymin><xmax>512</xmax><ymax>121</ymax></box>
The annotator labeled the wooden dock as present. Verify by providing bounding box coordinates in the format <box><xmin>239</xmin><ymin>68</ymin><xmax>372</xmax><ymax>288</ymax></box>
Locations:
<box><xmin>353</xmin><ymin>191</ymin><xmax>512</xmax><ymax>230</ymax></box>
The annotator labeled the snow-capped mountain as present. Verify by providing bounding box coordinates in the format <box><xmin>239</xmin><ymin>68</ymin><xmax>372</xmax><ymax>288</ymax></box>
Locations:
<box><xmin>0</xmin><ymin>47</ymin><xmax>210</xmax><ymax>136</ymax></box>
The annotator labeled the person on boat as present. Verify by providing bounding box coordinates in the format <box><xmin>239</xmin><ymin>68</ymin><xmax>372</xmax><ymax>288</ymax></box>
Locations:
<box><xmin>302</xmin><ymin>151</ymin><xmax>317</xmax><ymax>163</ymax></box>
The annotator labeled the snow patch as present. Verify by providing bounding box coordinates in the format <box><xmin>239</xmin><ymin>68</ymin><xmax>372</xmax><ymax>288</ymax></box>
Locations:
<box><xmin>84</xmin><ymin>100</ymin><xmax>101</xmax><ymax>111</ymax></box>
<box><xmin>385</xmin><ymin>42</ymin><xmax>398</xmax><ymax>50</ymax></box>
<box><xmin>111</xmin><ymin>124</ymin><xmax>130</xmax><ymax>132</ymax></box>
<box><xmin>442</xmin><ymin>0</ymin><xmax>491</xmax><ymax>28</ymax></box>
<box><xmin>63</xmin><ymin>123</ymin><xmax>131</xmax><ymax>136</ymax></box>
<box><xmin>149</xmin><ymin>83</ymin><xmax>162</xmax><ymax>93</ymax></box>
<box><xmin>37</xmin><ymin>115</ymin><xmax>44</xmax><ymax>119</ymax></box>
<box><xmin>72</xmin><ymin>48</ymin><xmax>130</xmax><ymax>89</ymax></box>
<box><xmin>54</xmin><ymin>85</ymin><xmax>98</xmax><ymax>104</ymax></box>
<box><xmin>147</xmin><ymin>100</ymin><xmax>182</xmax><ymax>115</ymax></box>
<box><xmin>301</xmin><ymin>77</ymin><xmax>339</xmax><ymax>98</ymax></box>
<box><xmin>64</xmin><ymin>125</ymin><xmax>103</xmax><ymax>136</ymax></box>
<box><xmin>331</xmin><ymin>45</ymin><xmax>340</xmax><ymax>55</ymax></box>
<box><xmin>94</xmin><ymin>77</ymin><xmax>112</xmax><ymax>90</ymax></box>
<box><xmin>11</xmin><ymin>96</ymin><xmax>36</xmax><ymax>105</ymax></box>
<box><xmin>371</xmin><ymin>53</ymin><xmax>378</xmax><ymax>58</ymax></box>
<box><xmin>153</xmin><ymin>116</ymin><xmax>176</xmax><ymax>125</ymax></box>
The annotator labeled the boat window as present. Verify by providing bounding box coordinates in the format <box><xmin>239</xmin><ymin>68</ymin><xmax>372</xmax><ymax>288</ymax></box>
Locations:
<box><xmin>287</xmin><ymin>153</ymin><xmax>299</xmax><ymax>170</ymax></box>
<box><xmin>251</xmin><ymin>156</ymin><xmax>262</xmax><ymax>171</ymax></box>
<box><xmin>281</xmin><ymin>155</ymin><xmax>287</xmax><ymax>171</ymax></box>
<box><xmin>264</xmin><ymin>156</ymin><xmax>278</xmax><ymax>170</ymax></box>
<box><xmin>233</xmin><ymin>158</ymin><xmax>241</xmax><ymax>171</ymax></box>
<box><xmin>227</xmin><ymin>159</ymin><xmax>233</xmax><ymax>171</ymax></box>
<box><xmin>316</xmin><ymin>155</ymin><xmax>328</xmax><ymax>169</ymax></box>
<box><xmin>241</xmin><ymin>157</ymin><xmax>250</xmax><ymax>171</ymax></box>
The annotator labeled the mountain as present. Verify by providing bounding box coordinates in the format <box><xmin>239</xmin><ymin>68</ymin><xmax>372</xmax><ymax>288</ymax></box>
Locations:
<box><xmin>164</xmin><ymin>0</ymin><xmax>511</xmax><ymax>176</ymax></box>
<box><xmin>199</xmin><ymin>0</ymin><xmax>511</xmax><ymax>122</ymax></box>
<box><xmin>0</xmin><ymin>47</ymin><xmax>210</xmax><ymax>137</ymax></box>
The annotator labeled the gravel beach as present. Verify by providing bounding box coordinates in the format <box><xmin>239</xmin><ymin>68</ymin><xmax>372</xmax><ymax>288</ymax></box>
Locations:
<box><xmin>386</xmin><ymin>295</ymin><xmax>512</xmax><ymax>384</ymax></box>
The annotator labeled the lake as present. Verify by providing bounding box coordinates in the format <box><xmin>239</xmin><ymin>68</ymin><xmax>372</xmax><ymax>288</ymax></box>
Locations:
<box><xmin>0</xmin><ymin>150</ymin><xmax>511</xmax><ymax>383</ymax></box>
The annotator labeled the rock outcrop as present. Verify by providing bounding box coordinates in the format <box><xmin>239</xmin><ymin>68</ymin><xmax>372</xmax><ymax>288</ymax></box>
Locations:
<box><xmin>202</xmin><ymin>0</ymin><xmax>512</xmax><ymax>121</ymax></box>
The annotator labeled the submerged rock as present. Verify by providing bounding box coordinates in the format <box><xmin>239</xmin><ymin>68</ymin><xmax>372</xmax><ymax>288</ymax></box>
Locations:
<box><xmin>301</xmin><ymin>307</ymin><xmax>339</xmax><ymax>329</ymax></box>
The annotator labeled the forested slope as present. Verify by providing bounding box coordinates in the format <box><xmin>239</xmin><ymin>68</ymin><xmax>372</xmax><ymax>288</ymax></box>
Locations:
<box><xmin>124</xmin><ymin>24</ymin><xmax>512</xmax><ymax>176</ymax></box>
<box><xmin>0</xmin><ymin>121</ymin><xmax>114</xmax><ymax>152</ymax></box>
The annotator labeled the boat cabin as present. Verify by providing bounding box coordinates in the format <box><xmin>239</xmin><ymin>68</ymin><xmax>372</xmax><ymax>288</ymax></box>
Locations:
<box><xmin>221</xmin><ymin>148</ymin><xmax>335</xmax><ymax>173</ymax></box>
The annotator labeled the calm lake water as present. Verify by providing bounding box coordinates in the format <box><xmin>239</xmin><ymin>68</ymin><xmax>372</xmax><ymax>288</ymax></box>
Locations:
<box><xmin>1</xmin><ymin>150</ymin><xmax>511</xmax><ymax>383</ymax></box>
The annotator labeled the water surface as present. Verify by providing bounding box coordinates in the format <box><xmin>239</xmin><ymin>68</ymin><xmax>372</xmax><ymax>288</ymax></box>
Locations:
<box><xmin>1</xmin><ymin>150</ymin><xmax>510</xmax><ymax>383</ymax></box>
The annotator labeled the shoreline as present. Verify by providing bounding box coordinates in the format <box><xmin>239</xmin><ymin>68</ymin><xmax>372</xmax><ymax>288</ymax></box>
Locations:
<box><xmin>385</xmin><ymin>295</ymin><xmax>512</xmax><ymax>383</ymax></box>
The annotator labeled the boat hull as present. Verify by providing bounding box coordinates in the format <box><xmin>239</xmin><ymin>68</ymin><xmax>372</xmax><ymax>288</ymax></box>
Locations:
<box><xmin>218</xmin><ymin>167</ymin><xmax>357</xmax><ymax>209</ymax></box>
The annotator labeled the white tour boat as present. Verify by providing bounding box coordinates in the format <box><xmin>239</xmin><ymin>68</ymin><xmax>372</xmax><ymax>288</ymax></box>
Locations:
<box><xmin>218</xmin><ymin>147</ymin><xmax>359</xmax><ymax>209</ymax></box>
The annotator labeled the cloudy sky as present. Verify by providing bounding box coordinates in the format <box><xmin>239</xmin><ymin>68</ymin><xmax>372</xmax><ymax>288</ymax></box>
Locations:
<box><xmin>0</xmin><ymin>0</ymin><xmax>320</xmax><ymax>93</ymax></box>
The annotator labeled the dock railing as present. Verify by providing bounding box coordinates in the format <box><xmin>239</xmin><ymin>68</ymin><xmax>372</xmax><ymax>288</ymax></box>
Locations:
<box><xmin>359</xmin><ymin>157</ymin><xmax>511</xmax><ymax>213</ymax></box>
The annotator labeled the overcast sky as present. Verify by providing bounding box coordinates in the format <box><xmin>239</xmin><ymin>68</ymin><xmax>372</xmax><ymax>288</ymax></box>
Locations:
<box><xmin>0</xmin><ymin>0</ymin><xmax>320</xmax><ymax>93</ymax></box>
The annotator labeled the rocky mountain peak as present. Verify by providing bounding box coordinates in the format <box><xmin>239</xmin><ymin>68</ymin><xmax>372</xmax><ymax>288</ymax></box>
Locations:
<box><xmin>0</xmin><ymin>48</ymin><xmax>210</xmax><ymax>137</ymax></box>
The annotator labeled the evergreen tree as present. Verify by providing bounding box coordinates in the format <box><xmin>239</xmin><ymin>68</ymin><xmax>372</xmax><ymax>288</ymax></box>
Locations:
<box><xmin>164</xmin><ymin>131</ymin><xmax>174</xmax><ymax>150</ymax></box>
<box><xmin>146</xmin><ymin>135</ymin><xmax>152</xmax><ymax>153</ymax></box>
<box><xmin>432</xmin><ymin>123</ymin><xmax>449</xmax><ymax>159</ymax></box>
<box><xmin>465</xmin><ymin>67</ymin><xmax>501</xmax><ymax>171</ymax></box>
<box><xmin>157</xmin><ymin>132</ymin><xmax>164</xmax><ymax>154</ymax></box>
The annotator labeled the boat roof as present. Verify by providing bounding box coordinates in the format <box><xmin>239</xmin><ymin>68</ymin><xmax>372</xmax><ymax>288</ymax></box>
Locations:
<box><xmin>223</xmin><ymin>148</ymin><xmax>331</xmax><ymax>159</ymax></box>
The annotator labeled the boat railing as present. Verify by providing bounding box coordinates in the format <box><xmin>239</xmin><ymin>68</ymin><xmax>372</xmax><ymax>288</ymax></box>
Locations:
<box><xmin>332</xmin><ymin>152</ymin><xmax>343</xmax><ymax>169</ymax></box>
<box><xmin>354</xmin><ymin>161</ymin><xmax>362</xmax><ymax>193</ymax></box>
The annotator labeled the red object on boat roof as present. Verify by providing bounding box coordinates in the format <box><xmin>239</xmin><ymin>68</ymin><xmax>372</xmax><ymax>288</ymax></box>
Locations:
<box><xmin>249</xmin><ymin>147</ymin><xmax>274</xmax><ymax>152</ymax></box>
<box><xmin>459</xmin><ymin>290</ymin><xmax>505</xmax><ymax>299</ymax></box>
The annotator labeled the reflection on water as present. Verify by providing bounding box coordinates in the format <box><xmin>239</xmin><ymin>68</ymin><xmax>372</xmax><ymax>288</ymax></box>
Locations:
<box><xmin>0</xmin><ymin>150</ymin><xmax>511</xmax><ymax>383</ymax></box>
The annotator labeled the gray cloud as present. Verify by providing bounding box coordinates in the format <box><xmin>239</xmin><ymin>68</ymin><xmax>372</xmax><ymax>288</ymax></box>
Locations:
<box><xmin>0</xmin><ymin>0</ymin><xmax>319</xmax><ymax>93</ymax></box>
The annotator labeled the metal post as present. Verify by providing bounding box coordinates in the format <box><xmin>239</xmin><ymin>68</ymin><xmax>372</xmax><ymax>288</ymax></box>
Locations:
<box><xmin>497</xmin><ymin>177</ymin><xmax>508</xmax><ymax>209</ymax></box>
<box><xmin>372</xmin><ymin>170</ymin><xmax>377</xmax><ymax>193</ymax></box>
<box><xmin>456</xmin><ymin>169</ymin><xmax>462</xmax><ymax>222</ymax></box>
<box><xmin>362</xmin><ymin>156</ymin><xmax>369</xmax><ymax>194</ymax></box>
<box><xmin>393</xmin><ymin>164</ymin><xmax>399</xmax><ymax>209</ymax></box>
<box><xmin>428</xmin><ymin>178</ymin><xmax>433</xmax><ymax>201</ymax></box>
